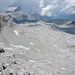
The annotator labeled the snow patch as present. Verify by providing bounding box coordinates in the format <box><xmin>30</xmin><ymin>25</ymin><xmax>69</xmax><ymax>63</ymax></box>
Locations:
<box><xmin>0</xmin><ymin>72</ymin><xmax>2</xmax><ymax>74</ymax></box>
<box><xmin>14</xmin><ymin>30</ymin><xmax>19</xmax><ymax>36</ymax></box>
<box><xmin>30</xmin><ymin>42</ymin><xmax>34</xmax><ymax>45</ymax></box>
<box><xmin>7</xmin><ymin>7</ymin><xmax>17</xmax><ymax>12</ymax></box>
<box><xmin>61</xmin><ymin>68</ymin><xmax>66</xmax><ymax>70</ymax></box>
<box><xmin>6</xmin><ymin>63</ymin><xmax>10</xmax><ymax>66</ymax></box>
<box><xmin>29</xmin><ymin>60</ymin><xmax>35</xmax><ymax>63</ymax></box>
<box><xmin>4</xmin><ymin>48</ymin><xmax>14</xmax><ymax>51</ymax></box>
<box><xmin>10</xmin><ymin>44</ymin><xmax>30</xmax><ymax>50</ymax></box>
<box><xmin>54</xmin><ymin>45</ymin><xmax>58</xmax><ymax>47</ymax></box>
<box><xmin>69</xmin><ymin>57</ymin><xmax>72</xmax><ymax>59</ymax></box>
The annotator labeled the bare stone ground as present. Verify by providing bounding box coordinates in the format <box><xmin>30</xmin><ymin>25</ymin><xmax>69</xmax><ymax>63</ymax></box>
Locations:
<box><xmin>0</xmin><ymin>22</ymin><xmax>75</xmax><ymax>75</ymax></box>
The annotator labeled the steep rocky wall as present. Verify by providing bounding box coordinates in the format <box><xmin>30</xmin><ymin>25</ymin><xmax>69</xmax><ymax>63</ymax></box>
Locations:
<box><xmin>0</xmin><ymin>14</ymin><xmax>13</xmax><ymax>32</ymax></box>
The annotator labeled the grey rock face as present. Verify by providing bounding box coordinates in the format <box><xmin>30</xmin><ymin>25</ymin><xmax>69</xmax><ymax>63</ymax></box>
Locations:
<box><xmin>7</xmin><ymin>12</ymin><xmax>38</xmax><ymax>24</ymax></box>
<box><xmin>0</xmin><ymin>12</ymin><xmax>75</xmax><ymax>75</ymax></box>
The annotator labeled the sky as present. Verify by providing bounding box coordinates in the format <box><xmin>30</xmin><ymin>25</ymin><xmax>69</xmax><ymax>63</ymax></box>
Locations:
<box><xmin>0</xmin><ymin>0</ymin><xmax>75</xmax><ymax>17</ymax></box>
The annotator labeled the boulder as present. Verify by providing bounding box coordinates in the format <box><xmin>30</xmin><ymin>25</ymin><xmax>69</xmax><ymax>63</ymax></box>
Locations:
<box><xmin>0</xmin><ymin>48</ymin><xmax>5</xmax><ymax>53</ymax></box>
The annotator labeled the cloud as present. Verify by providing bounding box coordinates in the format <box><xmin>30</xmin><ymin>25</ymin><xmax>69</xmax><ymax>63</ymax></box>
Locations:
<box><xmin>0</xmin><ymin>0</ymin><xmax>75</xmax><ymax>16</ymax></box>
<box><xmin>61</xmin><ymin>0</ymin><xmax>75</xmax><ymax>14</ymax></box>
<box><xmin>13</xmin><ymin>0</ymin><xmax>40</xmax><ymax>13</ymax></box>
<box><xmin>51</xmin><ymin>0</ymin><xmax>58</xmax><ymax>4</ymax></box>
<box><xmin>0</xmin><ymin>0</ymin><xmax>39</xmax><ymax>13</ymax></box>
<box><xmin>0</xmin><ymin>0</ymin><xmax>17</xmax><ymax>12</ymax></box>
<box><xmin>40</xmin><ymin>0</ymin><xmax>75</xmax><ymax>16</ymax></box>
<box><xmin>39</xmin><ymin>0</ymin><xmax>44</xmax><ymax>8</ymax></box>
<box><xmin>40</xmin><ymin>5</ymin><xmax>55</xmax><ymax>16</ymax></box>
<box><xmin>40</xmin><ymin>0</ymin><xmax>57</xmax><ymax>16</ymax></box>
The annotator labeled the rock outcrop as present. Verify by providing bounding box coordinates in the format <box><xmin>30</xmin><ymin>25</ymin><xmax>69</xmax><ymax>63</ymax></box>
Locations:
<box><xmin>0</xmin><ymin>48</ymin><xmax>5</xmax><ymax>53</ymax></box>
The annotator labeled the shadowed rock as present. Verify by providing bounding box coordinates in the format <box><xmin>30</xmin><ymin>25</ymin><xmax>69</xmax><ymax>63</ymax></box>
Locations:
<box><xmin>0</xmin><ymin>48</ymin><xmax>5</xmax><ymax>53</ymax></box>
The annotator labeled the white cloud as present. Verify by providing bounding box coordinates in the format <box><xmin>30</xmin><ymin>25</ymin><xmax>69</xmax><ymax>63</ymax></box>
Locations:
<box><xmin>0</xmin><ymin>0</ymin><xmax>17</xmax><ymax>12</ymax></box>
<box><xmin>51</xmin><ymin>0</ymin><xmax>57</xmax><ymax>4</ymax></box>
<box><xmin>14</xmin><ymin>0</ymin><xmax>39</xmax><ymax>13</ymax></box>
<box><xmin>39</xmin><ymin>0</ymin><xmax>44</xmax><ymax>8</ymax></box>
<box><xmin>40</xmin><ymin>5</ymin><xmax>55</xmax><ymax>16</ymax></box>
<box><xmin>61</xmin><ymin>0</ymin><xmax>75</xmax><ymax>14</ymax></box>
<box><xmin>0</xmin><ymin>0</ymin><xmax>75</xmax><ymax>16</ymax></box>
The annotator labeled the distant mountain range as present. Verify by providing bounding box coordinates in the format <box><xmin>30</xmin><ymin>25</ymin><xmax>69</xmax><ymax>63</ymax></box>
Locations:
<box><xmin>5</xmin><ymin>6</ymin><xmax>75</xmax><ymax>23</ymax></box>
<box><xmin>0</xmin><ymin>8</ymin><xmax>73</xmax><ymax>24</ymax></box>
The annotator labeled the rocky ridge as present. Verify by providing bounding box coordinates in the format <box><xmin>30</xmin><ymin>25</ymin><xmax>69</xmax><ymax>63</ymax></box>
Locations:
<box><xmin>0</xmin><ymin>13</ymin><xmax>75</xmax><ymax>75</ymax></box>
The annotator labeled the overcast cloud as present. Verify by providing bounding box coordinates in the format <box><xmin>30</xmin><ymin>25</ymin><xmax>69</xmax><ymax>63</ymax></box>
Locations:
<box><xmin>0</xmin><ymin>0</ymin><xmax>75</xmax><ymax>16</ymax></box>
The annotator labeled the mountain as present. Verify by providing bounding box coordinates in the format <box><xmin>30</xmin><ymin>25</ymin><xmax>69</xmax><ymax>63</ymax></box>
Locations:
<box><xmin>4</xmin><ymin>6</ymin><xmax>75</xmax><ymax>23</ymax></box>
<box><xmin>7</xmin><ymin>12</ymin><xmax>38</xmax><ymax>23</ymax></box>
<box><xmin>1</xmin><ymin>11</ymin><xmax>75</xmax><ymax>24</ymax></box>
<box><xmin>14</xmin><ymin>6</ymin><xmax>21</xmax><ymax>12</ymax></box>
